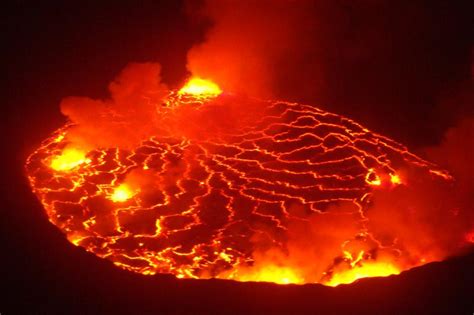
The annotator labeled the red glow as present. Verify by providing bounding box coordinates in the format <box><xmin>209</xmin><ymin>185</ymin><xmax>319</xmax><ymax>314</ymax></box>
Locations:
<box><xmin>26</xmin><ymin>77</ymin><xmax>471</xmax><ymax>287</ymax></box>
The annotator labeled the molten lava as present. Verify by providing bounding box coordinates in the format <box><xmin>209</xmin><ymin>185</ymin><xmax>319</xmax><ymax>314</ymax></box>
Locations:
<box><xmin>178</xmin><ymin>77</ymin><xmax>222</xmax><ymax>96</ymax></box>
<box><xmin>111</xmin><ymin>184</ymin><xmax>135</xmax><ymax>202</ymax></box>
<box><xmin>325</xmin><ymin>260</ymin><xmax>400</xmax><ymax>287</ymax></box>
<box><xmin>50</xmin><ymin>147</ymin><xmax>89</xmax><ymax>171</ymax></box>
<box><xmin>26</xmin><ymin>78</ymin><xmax>465</xmax><ymax>287</ymax></box>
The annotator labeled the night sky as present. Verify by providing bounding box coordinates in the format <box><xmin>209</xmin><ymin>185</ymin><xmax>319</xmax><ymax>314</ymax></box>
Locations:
<box><xmin>2</xmin><ymin>1</ymin><xmax>473</xmax><ymax>314</ymax></box>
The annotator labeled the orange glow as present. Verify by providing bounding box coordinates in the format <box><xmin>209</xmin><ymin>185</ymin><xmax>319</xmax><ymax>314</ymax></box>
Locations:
<box><xmin>110</xmin><ymin>184</ymin><xmax>135</xmax><ymax>202</ymax></box>
<box><xmin>325</xmin><ymin>262</ymin><xmax>400</xmax><ymax>287</ymax></box>
<box><xmin>53</xmin><ymin>134</ymin><xmax>65</xmax><ymax>143</ymax></box>
<box><xmin>178</xmin><ymin>77</ymin><xmax>222</xmax><ymax>96</ymax></box>
<box><xmin>26</xmin><ymin>89</ymin><xmax>461</xmax><ymax>287</ymax></box>
<box><xmin>390</xmin><ymin>173</ymin><xmax>402</xmax><ymax>185</ymax></box>
<box><xmin>429</xmin><ymin>169</ymin><xmax>452</xmax><ymax>180</ymax></box>
<box><xmin>155</xmin><ymin>219</ymin><xmax>163</xmax><ymax>235</ymax></box>
<box><xmin>50</xmin><ymin>148</ymin><xmax>89</xmax><ymax>171</ymax></box>
<box><xmin>365</xmin><ymin>169</ymin><xmax>382</xmax><ymax>186</ymax></box>
<box><xmin>217</xmin><ymin>251</ymin><xmax>233</xmax><ymax>263</ymax></box>
<box><xmin>466</xmin><ymin>230</ymin><xmax>474</xmax><ymax>243</ymax></box>
<box><xmin>233</xmin><ymin>265</ymin><xmax>304</xmax><ymax>285</ymax></box>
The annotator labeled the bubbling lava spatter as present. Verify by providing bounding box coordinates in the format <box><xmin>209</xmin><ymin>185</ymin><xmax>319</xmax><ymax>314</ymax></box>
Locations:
<box><xmin>26</xmin><ymin>79</ymin><xmax>454</xmax><ymax>286</ymax></box>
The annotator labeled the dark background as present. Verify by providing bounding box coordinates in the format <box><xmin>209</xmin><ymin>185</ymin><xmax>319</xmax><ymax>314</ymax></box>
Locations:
<box><xmin>2</xmin><ymin>1</ymin><xmax>473</xmax><ymax>314</ymax></box>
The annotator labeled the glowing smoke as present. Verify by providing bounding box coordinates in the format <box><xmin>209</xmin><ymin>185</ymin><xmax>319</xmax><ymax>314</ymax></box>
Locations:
<box><xmin>186</xmin><ymin>0</ymin><xmax>319</xmax><ymax>98</ymax></box>
<box><xmin>60</xmin><ymin>62</ymin><xmax>169</xmax><ymax>149</ymax></box>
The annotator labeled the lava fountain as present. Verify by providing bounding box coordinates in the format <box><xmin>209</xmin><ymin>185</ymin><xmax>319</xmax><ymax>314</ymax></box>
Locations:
<box><xmin>26</xmin><ymin>72</ymin><xmax>471</xmax><ymax>286</ymax></box>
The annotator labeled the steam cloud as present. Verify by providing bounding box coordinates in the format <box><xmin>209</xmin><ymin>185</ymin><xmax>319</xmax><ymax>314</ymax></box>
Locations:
<box><xmin>186</xmin><ymin>0</ymin><xmax>320</xmax><ymax>98</ymax></box>
<box><xmin>60</xmin><ymin>62</ymin><xmax>169</xmax><ymax>149</ymax></box>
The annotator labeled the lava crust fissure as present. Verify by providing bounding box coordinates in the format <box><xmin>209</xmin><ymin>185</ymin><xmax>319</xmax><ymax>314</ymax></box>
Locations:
<box><xmin>26</xmin><ymin>91</ymin><xmax>454</xmax><ymax>286</ymax></box>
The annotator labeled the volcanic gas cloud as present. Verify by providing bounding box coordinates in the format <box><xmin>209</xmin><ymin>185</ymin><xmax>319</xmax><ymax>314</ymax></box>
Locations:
<box><xmin>26</xmin><ymin>62</ymin><xmax>473</xmax><ymax>286</ymax></box>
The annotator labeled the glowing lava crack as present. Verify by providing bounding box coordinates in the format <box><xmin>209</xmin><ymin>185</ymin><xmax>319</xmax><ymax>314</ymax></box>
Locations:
<box><xmin>26</xmin><ymin>79</ymin><xmax>456</xmax><ymax>286</ymax></box>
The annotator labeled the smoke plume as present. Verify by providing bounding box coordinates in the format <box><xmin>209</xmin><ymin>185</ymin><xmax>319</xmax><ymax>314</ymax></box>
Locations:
<box><xmin>186</xmin><ymin>0</ymin><xmax>319</xmax><ymax>98</ymax></box>
<box><xmin>60</xmin><ymin>62</ymin><xmax>169</xmax><ymax>149</ymax></box>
